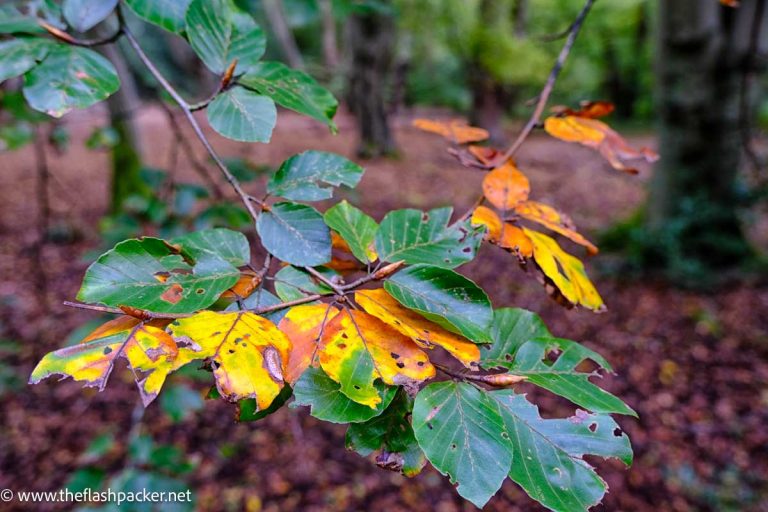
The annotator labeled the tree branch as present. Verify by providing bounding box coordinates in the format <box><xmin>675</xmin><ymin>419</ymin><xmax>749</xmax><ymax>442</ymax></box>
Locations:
<box><xmin>120</xmin><ymin>17</ymin><xmax>261</xmax><ymax>225</ymax></box>
<box><xmin>496</xmin><ymin>0</ymin><xmax>596</xmax><ymax>164</ymax></box>
<box><xmin>39</xmin><ymin>20</ymin><xmax>122</xmax><ymax>47</ymax></box>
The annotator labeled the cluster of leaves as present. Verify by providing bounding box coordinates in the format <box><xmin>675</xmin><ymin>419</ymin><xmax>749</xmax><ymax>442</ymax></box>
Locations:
<box><xmin>3</xmin><ymin>1</ymin><xmax>635</xmax><ymax>510</ymax></box>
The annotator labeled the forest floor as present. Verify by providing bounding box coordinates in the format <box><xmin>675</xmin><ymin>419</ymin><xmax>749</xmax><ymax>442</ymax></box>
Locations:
<box><xmin>1</xmin><ymin>107</ymin><xmax>767</xmax><ymax>512</ymax></box>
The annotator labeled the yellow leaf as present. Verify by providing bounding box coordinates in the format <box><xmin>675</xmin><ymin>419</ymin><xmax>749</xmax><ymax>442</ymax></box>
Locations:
<box><xmin>523</xmin><ymin>228</ymin><xmax>605</xmax><ymax>312</ymax></box>
<box><xmin>514</xmin><ymin>201</ymin><xmax>598</xmax><ymax>255</ymax></box>
<box><xmin>355</xmin><ymin>289</ymin><xmax>480</xmax><ymax>368</ymax></box>
<box><xmin>482</xmin><ymin>161</ymin><xmax>530</xmax><ymax>210</ymax></box>
<box><xmin>544</xmin><ymin>115</ymin><xmax>658</xmax><ymax>174</ymax></box>
<box><xmin>30</xmin><ymin>317</ymin><xmax>178</xmax><ymax>406</ymax></box>
<box><xmin>278</xmin><ymin>304</ymin><xmax>340</xmax><ymax>383</ymax></box>
<box><xmin>471</xmin><ymin>206</ymin><xmax>533</xmax><ymax>258</ymax></box>
<box><xmin>412</xmin><ymin>118</ymin><xmax>489</xmax><ymax>144</ymax></box>
<box><xmin>169</xmin><ymin>311</ymin><xmax>291</xmax><ymax>409</ymax></box>
<box><xmin>318</xmin><ymin>309</ymin><xmax>435</xmax><ymax>408</ymax></box>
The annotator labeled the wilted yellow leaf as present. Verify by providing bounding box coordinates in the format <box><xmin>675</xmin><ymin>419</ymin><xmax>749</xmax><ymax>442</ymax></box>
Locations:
<box><xmin>169</xmin><ymin>311</ymin><xmax>291</xmax><ymax>409</ymax></box>
<box><xmin>355</xmin><ymin>289</ymin><xmax>480</xmax><ymax>368</ymax></box>
<box><xmin>544</xmin><ymin>115</ymin><xmax>658</xmax><ymax>174</ymax></box>
<box><xmin>523</xmin><ymin>228</ymin><xmax>605</xmax><ymax>311</ymax></box>
<box><xmin>30</xmin><ymin>317</ymin><xmax>178</xmax><ymax>406</ymax></box>
<box><xmin>318</xmin><ymin>309</ymin><xmax>435</xmax><ymax>408</ymax></box>
<box><xmin>514</xmin><ymin>201</ymin><xmax>598</xmax><ymax>255</ymax></box>
<box><xmin>413</xmin><ymin>118</ymin><xmax>489</xmax><ymax>144</ymax></box>
<box><xmin>482</xmin><ymin>161</ymin><xmax>530</xmax><ymax>210</ymax></box>
<box><xmin>278</xmin><ymin>304</ymin><xmax>340</xmax><ymax>383</ymax></box>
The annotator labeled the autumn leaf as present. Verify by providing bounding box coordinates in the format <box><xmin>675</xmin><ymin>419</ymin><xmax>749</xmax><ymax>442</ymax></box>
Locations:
<box><xmin>471</xmin><ymin>206</ymin><xmax>533</xmax><ymax>258</ymax></box>
<box><xmin>720</xmin><ymin>0</ymin><xmax>739</xmax><ymax>6</ymax></box>
<box><xmin>551</xmin><ymin>100</ymin><xmax>615</xmax><ymax>119</ymax></box>
<box><xmin>482</xmin><ymin>161</ymin><xmax>530</xmax><ymax>210</ymax></box>
<box><xmin>278</xmin><ymin>303</ymin><xmax>341</xmax><ymax>383</ymax></box>
<box><xmin>318</xmin><ymin>309</ymin><xmax>436</xmax><ymax>408</ymax></box>
<box><xmin>168</xmin><ymin>311</ymin><xmax>291</xmax><ymax>409</ymax></box>
<box><xmin>523</xmin><ymin>228</ymin><xmax>605</xmax><ymax>312</ymax></box>
<box><xmin>413</xmin><ymin>118</ymin><xmax>489</xmax><ymax>144</ymax></box>
<box><xmin>514</xmin><ymin>201</ymin><xmax>598</xmax><ymax>255</ymax></box>
<box><xmin>30</xmin><ymin>316</ymin><xmax>178</xmax><ymax>406</ymax></box>
<box><xmin>221</xmin><ymin>270</ymin><xmax>262</xmax><ymax>300</ymax></box>
<box><xmin>544</xmin><ymin>115</ymin><xmax>658</xmax><ymax>174</ymax></box>
<box><xmin>325</xmin><ymin>231</ymin><xmax>368</xmax><ymax>271</ymax></box>
<box><xmin>467</xmin><ymin>145</ymin><xmax>502</xmax><ymax>165</ymax></box>
<box><xmin>355</xmin><ymin>289</ymin><xmax>480</xmax><ymax>368</ymax></box>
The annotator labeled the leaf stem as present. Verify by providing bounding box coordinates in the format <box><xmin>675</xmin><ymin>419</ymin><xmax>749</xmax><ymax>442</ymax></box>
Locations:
<box><xmin>39</xmin><ymin>20</ymin><xmax>122</xmax><ymax>47</ymax></box>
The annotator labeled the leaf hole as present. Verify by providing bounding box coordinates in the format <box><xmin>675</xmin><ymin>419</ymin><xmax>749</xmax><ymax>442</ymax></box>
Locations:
<box><xmin>588</xmin><ymin>423</ymin><xmax>597</xmax><ymax>433</ymax></box>
<box><xmin>426</xmin><ymin>422</ymin><xmax>433</xmax><ymax>430</ymax></box>
<box><xmin>103</xmin><ymin>347</ymin><xmax>113</xmax><ymax>355</ymax></box>
<box><xmin>450</xmin><ymin>443</ymin><xmax>457</xmax><ymax>450</ymax></box>
<box><xmin>417</xmin><ymin>361</ymin><xmax>425</xmax><ymax>367</ymax></box>
<box><xmin>338</xmin><ymin>343</ymin><xmax>347</xmax><ymax>349</ymax></box>
<box><xmin>501</xmin><ymin>432</ymin><xmax>510</xmax><ymax>440</ymax></box>
<box><xmin>353</xmin><ymin>385</ymin><xmax>361</xmax><ymax>390</ymax></box>
<box><xmin>196</xmin><ymin>288</ymin><xmax>205</xmax><ymax>294</ymax></box>
<box><xmin>390</xmin><ymin>352</ymin><xmax>400</xmax><ymax>359</ymax></box>
<box><xmin>613</xmin><ymin>427</ymin><xmax>623</xmax><ymax>437</ymax></box>
<box><xmin>396</xmin><ymin>362</ymin><xmax>405</xmax><ymax>369</ymax></box>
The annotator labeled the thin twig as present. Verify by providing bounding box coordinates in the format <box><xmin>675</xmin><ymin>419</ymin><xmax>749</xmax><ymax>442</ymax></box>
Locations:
<box><xmin>120</xmin><ymin>16</ymin><xmax>261</xmax><ymax>225</ymax></box>
<box><xmin>305</xmin><ymin>266</ymin><xmax>344</xmax><ymax>294</ymax></box>
<box><xmin>39</xmin><ymin>20</ymin><xmax>122</xmax><ymax>47</ymax></box>
<box><xmin>497</xmin><ymin>0</ymin><xmax>596</xmax><ymax>164</ymax></box>
<box><xmin>434</xmin><ymin>363</ymin><xmax>526</xmax><ymax>386</ymax></box>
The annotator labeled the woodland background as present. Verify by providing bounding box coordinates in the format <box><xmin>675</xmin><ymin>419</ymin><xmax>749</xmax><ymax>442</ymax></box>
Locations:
<box><xmin>1</xmin><ymin>0</ymin><xmax>768</xmax><ymax>511</ymax></box>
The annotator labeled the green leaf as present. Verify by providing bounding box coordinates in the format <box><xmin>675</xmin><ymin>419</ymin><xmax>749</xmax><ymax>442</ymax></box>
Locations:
<box><xmin>412</xmin><ymin>381</ymin><xmax>511</xmax><ymax>508</ymax></box>
<box><xmin>236</xmin><ymin>383</ymin><xmax>292</xmax><ymax>421</ymax></box>
<box><xmin>375</xmin><ymin>207</ymin><xmax>482</xmax><ymax>269</ymax></box>
<box><xmin>185</xmin><ymin>0</ymin><xmax>266</xmax><ymax>74</ymax></box>
<box><xmin>63</xmin><ymin>0</ymin><xmax>117</xmax><ymax>32</ymax></box>
<box><xmin>267</xmin><ymin>151</ymin><xmax>364</xmax><ymax>202</ymax></box>
<box><xmin>384</xmin><ymin>264</ymin><xmax>493</xmax><ymax>343</ymax></box>
<box><xmin>23</xmin><ymin>45</ymin><xmax>119</xmax><ymax>118</ymax></box>
<box><xmin>239</xmin><ymin>61</ymin><xmax>338</xmax><ymax>128</ymax></box>
<box><xmin>490</xmin><ymin>390</ymin><xmax>632</xmax><ymax>512</ymax></box>
<box><xmin>206</xmin><ymin>86</ymin><xmax>276</xmax><ymax>143</ymax></box>
<box><xmin>346</xmin><ymin>389</ymin><xmax>426</xmax><ymax>477</ymax></box>
<box><xmin>488</xmin><ymin>335</ymin><xmax>636</xmax><ymax>416</ymax></box>
<box><xmin>0</xmin><ymin>38</ymin><xmax>53</xmax><ymax>83</ymax></box>
<box><xmin>256</xmin><ymin>202</ymin><xmax>331</xmax><ymax>266</ymax></box>
<box><xmin>171</xmin><ymin>228</ymin><xmax>250</xmax><ymax>268</ymax></box>
<box><xmin>77</xmin><ymin>237</ymin><xmax>240</xmax><ymax>313</ymax></box>
<box><xmin>481</xmin><ymin>307</ymin><xmax>551</xmax><ymax>365</ymax></box>
<box><xmin>273</xmin><ymin>265</ymin><xmax>337</xmax><ymax>302</ymax></box>
<box><xmin>124</xmin><ymin>0</ymin><xmax>191</xmax><ymax>34</ymax></box>
<box><xmin>0</xmin><ymin>6</ymin><xmax>45</xmax><ymax>34</ymax></box>
<box><xmin>291</xmin><ymin>367</ymin><xmax>396</xmax><ymax>423</ymax></box>
<box><xmin>323</xmin><ymin>200</ymin><xmax>378</xmax><ymax>264</ymax></box>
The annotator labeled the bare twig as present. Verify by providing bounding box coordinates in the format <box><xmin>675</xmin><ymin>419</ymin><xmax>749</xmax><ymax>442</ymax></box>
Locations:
<box><xmin>39</xmin><ymin>20</ymin><xmax>122</xmax><ymax>47</ymax></box>
<box><xmin>305</xmin><ymin>266</ymin><xmax>344</xmax><ymax>294</ymax></box>
<box><xmin>497</xmin><ymin>0</ymin><xmax>596</xmax><ymax>164</ymax></box>
<box><xmin>120</xmin><ymin>16</ymin><xmax>261</xmax><ymax>225</ymax></box>
<box><xmin>435</xmin><ymin>363</ymin><xmax>526</xmax><ymax>387</ymax></box>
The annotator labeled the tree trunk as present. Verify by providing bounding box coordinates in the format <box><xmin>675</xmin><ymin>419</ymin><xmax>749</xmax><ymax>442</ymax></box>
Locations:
<box><xmin>263</xmin><ymin>0</ymin><xmax>305</xmax><ymax>70</ymax></box>
<box><xmin>648</xmin><ymin>0</ymin><xmax>767</xmax><ymax>276</ymax></box>
<box><xmin>346</xmin><ymin>4</ymin><xmax>396</xmax><ymax>158</ymax></box>
<box><xmin>317</xmin><ymin>0</ymin><xmax>339</xmax><ymax>70</ymax></box>
<box><xmin>100</xmin><ymin>42</ymin><xmax>147</xmax><ymax>213</ymax></box>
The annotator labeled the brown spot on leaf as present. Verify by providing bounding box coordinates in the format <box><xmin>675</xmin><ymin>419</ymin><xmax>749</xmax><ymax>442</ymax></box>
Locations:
<box><xmin>160</xmin><ymin>283</ymin><xmax>183</xmax><ymax>304</ymax></box>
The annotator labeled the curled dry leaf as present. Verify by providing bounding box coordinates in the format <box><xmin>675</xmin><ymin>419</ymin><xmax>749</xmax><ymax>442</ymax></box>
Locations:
<box><xmin>544</xmin><ymin>115</ymin><xmax>658</xmax><ymax>174</ymax></box>
<box><xmin>278</xmin><ymin>303</ymin><xmax>341</xmax><ymax>383</ymax></box>
<box><xmin>471</xmin><ymin>206</ymin><xmax>533</xmax><ymax>259</ymax></box>
<box><xmin>318</xmin><ymin>309</ymin><xmax>436</xmax><ymax>408</ymax></box>
<box><xmin>514</xmin><ymin>201</ymin><xmax>598</xmax><ymax>255</ymax></box>
<box><xmin>169</xmin><ymin>311</ymin><xmax>291</xmax><ymax>409</ymax></box>
<box><xmin>482</xmin><ymin>161</ymin><xmax>530</xmax><ymax>210</ymax></box>
<box><xmin>355</xmin><ymin>288</ymin><xmax>480</xmax><ymax>368</ymax></box>
<box><xmin>30</xmin><ymin>316</ymin><xmax>178</xmax><ymax>406</ymax></box>
<box><xmin>413</xmin><ymin>118</ymin><xmax>489</xmax><ymax>144</ymax></box>
<box><xmin>551</xmin><ymin>100</ymin><xmax>615</xmax><ymax>119</ymax></box>
<box><xmin>523</xmin><ymin>228</ymin><xmax>605</xmax><ymax>312</ymax></box>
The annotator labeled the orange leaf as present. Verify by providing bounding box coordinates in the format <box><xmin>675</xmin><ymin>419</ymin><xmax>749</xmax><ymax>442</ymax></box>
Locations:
<box><xmin>720</xmin><ymin>0</ymin><xmax>739</xmax><ymax>6</ymax></box>
<box><xmin>552</xmin><ymin>100</ymin><xmax>615</xmax><ymax>119</ymax></box>
<box><xmin>221</xmin><ymin>271</ymin><xmax>262</xmax><ymax>299</ymax></box>
<box><xmin>482</xmin><ymin>161</ymin><xmax>530</xmax><ymax>210</ymax></box>
<box><xmin>278</xmin><ymin>304</ymin><xmax>340</xmax><ymax>383</ymax></box>
<box><xmin>413</xmin><ymin>118</ymin><xmax>489</xmax><ymax>144</ymax></box>
<box><xmin>544</xmin><ymin>115</ymin><xmax>658</xmax><ymax>174</ymax></box>
<box><xmin>514</xmin><ymin>201</ymin><xmax>598</xmax><ymax>255</ymax></box>
<box><xmin>325</xmin><ymin>231</ymin><xmax>367</xmax><ymax>272</ymax></box>
<box><xmin>468</xmin><ymin>145</ymin><xmax>502</xmax><ymax>165</ymax></box>
<box><xmin>471</xmin><ymin>206</ymin><xmax>533</xmax><ymax>259</ymax></box>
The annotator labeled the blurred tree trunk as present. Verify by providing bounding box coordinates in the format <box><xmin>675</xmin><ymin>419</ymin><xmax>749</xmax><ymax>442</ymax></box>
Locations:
<box><xmin>346</xmin><ymin>4</ymin><xmax>396</xmax><ymax>158</ymax></box>
<box><xmin>100</xmin><ymin>43</ymin><xmax>148</xmax><ymax>213</ymax></box>
<box><xmin>468</xmin><ymin>0</ymin><xmax>519</xmax><ymax>144</ymax></box>
<box><xmin>317</xmin><ymin>0</ymin><xmax>339</xmax><ymax>69</ymax></box>
<box><xmin>649</xmin><ymin>0</ymin><xmax>767</xmax><ymax>275</ymax></box>
<box><xmin>263</xmin><ymin>0</ymin><xmax>304</xmax><ymax>69</ymax></box>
